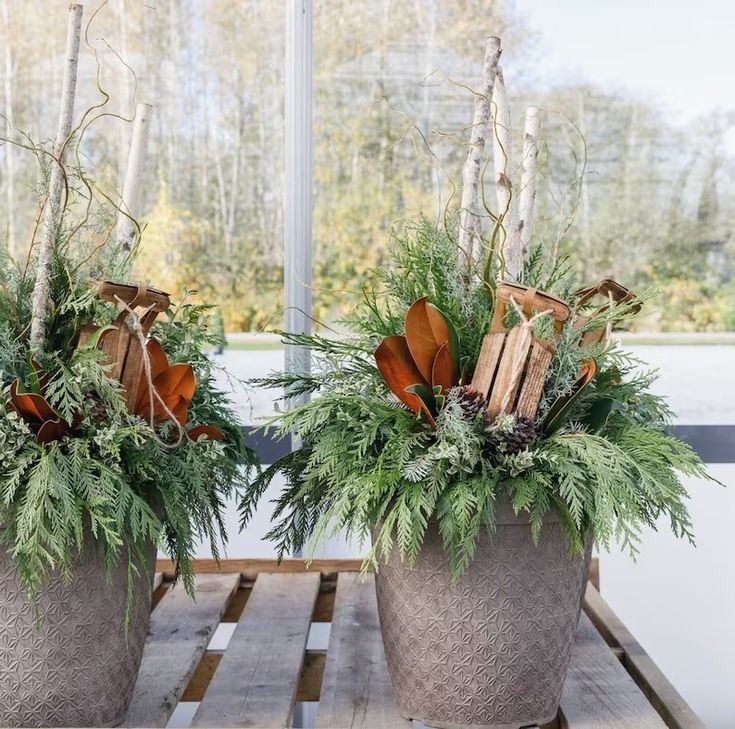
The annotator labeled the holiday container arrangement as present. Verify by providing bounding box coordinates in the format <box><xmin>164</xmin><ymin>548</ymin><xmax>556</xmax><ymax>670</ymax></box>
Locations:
<box><xmin>240</xmin><ymin>36</ymin><xmax>713</xmax><ymax>729</ymax></box>
<box><xmin>0</xmin><ymin>6</ymin><xmax>253</xmax><ymax>727</ymax></box>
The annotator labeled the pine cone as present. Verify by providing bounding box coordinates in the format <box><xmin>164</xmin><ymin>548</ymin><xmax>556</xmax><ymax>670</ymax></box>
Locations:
<box><xmin>455</xmin><ymin>385</ymin><xmax>487</xmax><ymax>420</ymax></box>
<box><xmin>483</xmin><ymin>413</ymin><xmax>537</xmax><ymax>456</ymax></box>
<box><xmin>502</xmin><ymin>415</ymin><xmax>537</xmax><ymax>454</ymax></box>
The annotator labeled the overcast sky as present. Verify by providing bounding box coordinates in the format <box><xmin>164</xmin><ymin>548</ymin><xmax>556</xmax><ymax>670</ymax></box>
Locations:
<box><xmin>515</xmin><ymin>0</ymin><xmax>734</xmax><ymax>138</ymax></box>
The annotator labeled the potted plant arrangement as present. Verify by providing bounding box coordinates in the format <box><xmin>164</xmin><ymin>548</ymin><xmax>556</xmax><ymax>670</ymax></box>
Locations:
<box><xmin>240</xmin><ymin>37</ymin><xmax>712</xmax><ymax>729</ymax></box>
<box><xmin>0</xmin><ymin>267</ymin><xmax>251</xmax><ymax>729</ymax></box>
<box><xmin>0</xmin><ymin>7</ymin><xmax>252</xmax><ymax>727</ymax></box>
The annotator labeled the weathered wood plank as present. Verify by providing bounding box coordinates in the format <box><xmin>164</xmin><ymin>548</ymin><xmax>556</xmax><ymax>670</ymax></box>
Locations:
<box><xmin>191</xmin><ymin>571</ymin><xmax>320</xmax><ymax>728</ymax></box>
<box><xmin>487</xmin><ymin>326</ymin><xmax>530</xmax><ymax>418</ymax></box>
<box><xmin>152</xmin><ymin>571</ymin><xmax>163</xmax><ymax>592</ymax></box>
<box><xmin>560</xmin><ymin>613</ymin><xmax>665</xmax><ymax>728</ymax></box>
<box><xmin>516</xmin><ymin>339</ymin><xmax>553</xmax><ymax>419</ymax></box>
<box><xmin>316</xmin><ymin>573</ymin><xmax>409</xmax><ymax>729</ymax></box>
<box><xmin>124</xmin><ymin>573</ymin><xmax>240</xmax><ymax>727</ymax></box>
<box><xmin>156</xmin><ymin>557</ymin><xmax>363</xmax><ymax>580</ymax></box>
<box><xmin>470</xmin><ymin>331</ymin><xmax>504</xmax><ymax>396</ymax></box>
<box><xmin>584</xmin><ymin>584</ymin><xmax>704</xmax><ymax>729</ymax></box>
<box><xmin>588</xmin><ymin>558</ymin><xmax>600</xmax><ymax>592</ymax></box>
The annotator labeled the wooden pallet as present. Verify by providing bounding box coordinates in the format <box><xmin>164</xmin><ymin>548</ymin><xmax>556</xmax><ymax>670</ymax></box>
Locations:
<box><xmin>123</xmin><ymin>559</ymin><xmax>703</xmax><ymax>729</ymax></box>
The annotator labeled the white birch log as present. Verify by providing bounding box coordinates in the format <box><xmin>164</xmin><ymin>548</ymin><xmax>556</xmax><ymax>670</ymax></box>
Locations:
<box><xmin>29</xmin><ymin>3</ymin><xmax>83</xmax><ymax>351</ymax></box>
<box><xmin>116</xmin><ymin>102</ymin><xmax>153</xmax><ymax>251</ymax></box>
<box><xmin>457</xmin><ymin>35</ymin><xmax>502</xmax><ymax>268</ymax></box>
<box><xmin>491</xmin><ymin>67</ymin><xmax>521</xmax><ymax>280</ymax></box>
<box><xmin>515</xmin><ymin>106</ymin><xmax>541</xmax><ymax>276</ymax></box>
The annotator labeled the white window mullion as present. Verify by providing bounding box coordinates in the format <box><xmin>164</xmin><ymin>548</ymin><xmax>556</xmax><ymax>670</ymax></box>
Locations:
<box><xmin>284</xmin><ymin>0</ymin><xmax>313</xmax><ymax>415</ymax></box>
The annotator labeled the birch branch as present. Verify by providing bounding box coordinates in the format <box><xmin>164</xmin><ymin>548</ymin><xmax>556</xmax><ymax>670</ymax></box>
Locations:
<box><xmin>116</xmin><ymin>102</ymin><xmax>153</xmax><ymax>252</ymax></box>
<box><xmin>29</xmin><ymin>3</ymin><xmax>83</xmax><ymax>352</ymax></box>
<box><xmin>515</xmin><ymin>106</ymin><xmax>541</xmax><ymax>278</ymax></box>
<box><xmin>457</xmin><ymin>35</ymin><xmax>502</xmax><ymax>269</ymax></box>
<box><xmin>491</xmin><ymin>66</ymin><xmax>520</xmax><ymax>280</ymax></box>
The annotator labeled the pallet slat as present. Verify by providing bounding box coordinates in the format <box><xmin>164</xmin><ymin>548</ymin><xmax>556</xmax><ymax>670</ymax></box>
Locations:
<box><xmin>560</xmin><ymin>613</ymin><xmax>665</xmax><ymax>728</ymax></box>
<box><xmin>124</xmin><ymin>573</ymin><xmax>240</xmax><ymax>728</ymax></box>
<box><xmin>316</xmin><ymin>573</ymin><xmax>409</xmax><ymax>729</ymax></box>
<box><xmin>155</xmin><ymin>557</ymin><xmax>364</xmax><ymax>580</ymax></box>
<box><xmin>123</xmin><ymin>563</ymin><xmax>696</xmax><ymax>728</ymax></box>
<box><xmin>191</xmin><ymin>571</ymin><xmax>320</xmax><ymax>728</ymax></box>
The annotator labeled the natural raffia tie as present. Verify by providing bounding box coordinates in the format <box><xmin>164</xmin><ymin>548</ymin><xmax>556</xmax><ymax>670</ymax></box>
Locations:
<box><xmin>498</xmin><ymin>295</ymin><xmax>553</xmax><ymax>416</ymax></box>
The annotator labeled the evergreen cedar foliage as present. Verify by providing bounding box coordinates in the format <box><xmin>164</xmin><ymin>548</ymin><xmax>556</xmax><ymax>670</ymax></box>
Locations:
<box><xmin>0</xmin><ymin>245</ymin><xmax>254</xmax><ymax>601</ymax></box>
<box><xmin>241</xmin><ymin>217</ymin><xmax>711</xmax><ymax>577</ymax></box>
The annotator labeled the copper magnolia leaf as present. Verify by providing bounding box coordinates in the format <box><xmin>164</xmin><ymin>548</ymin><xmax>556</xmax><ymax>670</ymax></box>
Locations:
<box><xmin>405</xmin><ymin>384</ymin><xmax>438</xmax><ymax>429</ymax></box>
<box><xmin>133</xmin><ymin>339</ymin><xmax>171</xmax><ymax>417</ymax></box>
<box><xmin>188</xmin><ymin>424</ymin><xmax>226</xmax><ymax>441</ymax></box>
<box><xmin>405</xmin><ymin>297</ymin><xmax>457</xmax><ymax>382</ymax></box>
<box><xmin>542</xmin><ymin>359</ymin><xmax>598</xmax><ymax>436</ymax></box>
<box><xmin>148</xmin><ymin>391</ymin><xmax>178</xmax><ymax>420</ymax></box>
<box><xmin>36</xmin><ymin>418</ymin><xmax>70</xmax><ymax>444</ymax></box>
<box><xmin>375</xmin><ymin>335</ymin><xmax>428</xmax><ymax>413</ymax></box>
<box><xmin>431</xmin><ymin>342</ymin><xmax>457</xmax><ymax>394</ymax></box>
<box><xmin>170</xmin><ymin>395</ymin><xmax>190</xmax><ymax>426</ymax></box>
<box><xmin>9</xmin><ymin>380</ymin><xmax>69</xmax><ymax>443</ymax></box>
<box><xmin>154</xmin><ymin>363</ymin><xmax>196</xmax><ymax>402</ymax></box>
<box><xmin>142</xmin><ymin>390</ymin><xmax>190</xmax><ymax>426</ymax></box>
<box><xmin>134</xmin><ymin>337</ymin><xmax>196</xmax><ymax>426</ymax></box>
<box><xmin>147</xmin><ymin>393</ymin><xmax>189</xmax><ymax>426</ymax></box>
<box><xmin>9</xmin><ymin>380</ymin><xmax>58</xmax><ymax>423</ymax></box>
<box><xmin>146</xmin><ymin>338</ymin><xmax>171</xmax><ymax>380</ymax></box>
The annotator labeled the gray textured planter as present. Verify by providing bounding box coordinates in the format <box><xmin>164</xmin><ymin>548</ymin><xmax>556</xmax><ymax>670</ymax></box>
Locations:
<box><xmin>0</xmin><ymin>533</ymin><xmax>155</xmax><ymax>728</ymax></box>
<box><xmin>374</xmin><ymin>503</ymin><xmax>591</xmax><ymax>729</ymax></box>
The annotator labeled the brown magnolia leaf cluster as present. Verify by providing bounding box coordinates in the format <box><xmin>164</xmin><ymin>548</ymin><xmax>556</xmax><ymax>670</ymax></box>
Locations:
<box><xmin>8</xmin><ymin>380</ymin><xmax>75</xmax><ymax>444</ymax></box>
<box><xmin>8</xmin><ymin>280</ymin><xmax>225</xmax><ymax>445</ymax></box>
<box><xmin>125</xmin><ymin>336</ymin><xmax>224</xmax><ymax>443</ymax></box>
<box><xmin>374</xmin><ymin>297</ymin><xmax>461</xmax><ymax>429</ymax></box>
